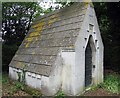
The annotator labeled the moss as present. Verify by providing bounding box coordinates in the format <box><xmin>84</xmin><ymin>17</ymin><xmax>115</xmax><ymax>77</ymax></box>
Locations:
<box><xmin>32</xmin><ymin>21</ymin><xmax>45</xmax><ymax>28</ymax></box>
<box><xmin>48</xmin><ymin>14</ymin><xmax>60</xmax><ymax>27</ymax></box>
<box><xmin>25</xmin><ymin>43</ymin><xmax>30</xmax><ymax>48</ymax></box>
<box><xmin>48</xmin><ymin>17</ymin><xmax>59</xmax><ymax>27</ymax></box>
<box><xmin>25</xmin><ymin>37</ymin><xmax>33</xmax><ymax>42</ymax></box>
<box><xmin>90</xmin><ymin>2</ymin><xmax>94</xmax><ymax>8</ymax></box>
<box><xmin>24</xmin><ymin>14</ymin><xmax>60</xmax><ymax>48</ymax></box>
<box><xmin>25</xmin><ymin>20</ymin><xmax>45</xmax><ymax>48</ymax></box>
<box><xmin>16</xmin><ymin>62</ymin><xmax>25</xmax><ymax>68</ymax></box>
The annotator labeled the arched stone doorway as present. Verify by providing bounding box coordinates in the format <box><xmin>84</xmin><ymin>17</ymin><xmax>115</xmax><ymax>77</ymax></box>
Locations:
<box><xmin>85</xmin><ymin>35</ymin><xmax>96</xmax><ymax>87</ymax></box>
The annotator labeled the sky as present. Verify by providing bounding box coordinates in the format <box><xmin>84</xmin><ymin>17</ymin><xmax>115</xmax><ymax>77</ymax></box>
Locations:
<box><xmin>39</xmin><ymin>2</ymin><xmax>62</xmax><ymax>10</ymax></box>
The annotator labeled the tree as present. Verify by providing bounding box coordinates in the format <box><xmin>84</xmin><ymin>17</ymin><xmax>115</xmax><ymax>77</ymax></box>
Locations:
<box><xmin>94</xmin><ymin>2</ymin><xmax>120</xmax><ymax>72</ymax></box>
<box><xmin>106</xmin><ymin>2</ymin><xmax>120</xmax><ymax>72</ymax></box>
<box><xmin>2</xmin><ymin>2</ymin><xmax>120</xmax><ymax>73</ymax></box>
<box><xmin>2</xmin><ymin>2</ymin><xmax>43</xmax><ymax>45</ymax></box>
<box><xmin>2</xmin><ymin>2</ymin><xmax>43</xmax><ymax>71</ymax></box>
<box><xmin>2</xmin><ymin>2</ymin><xmax>56</xmax><ymax>72</ymax></box>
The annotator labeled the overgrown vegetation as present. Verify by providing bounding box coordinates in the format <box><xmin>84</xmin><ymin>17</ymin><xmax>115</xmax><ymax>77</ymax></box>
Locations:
<box><xmin>88</xmin><ymin>74</ymin><xmax>120</xmax><ymax>94</ymax></box>
<box><xmin>55</xmin><ymin>90</ymin><xmax>65</xmax><ymax>98</ymax></box>
<box><xmin>1</xmin><ymin>2</ymin><xmax>120</xmax><ymax>96</ymax></box>
<box><xmin>102</xmin><ymin>74</ymin><xmax>120</xmax><ymax>94</ymax></box>
<box><xmin>2</xmin><ymin>73</ymin><xmax>120</xmax><ymax>96</ymax></box>
<box><xmin>2</xmin><ymin>73</ymin><xmax>42</xmax><ymax>96</ymax></box>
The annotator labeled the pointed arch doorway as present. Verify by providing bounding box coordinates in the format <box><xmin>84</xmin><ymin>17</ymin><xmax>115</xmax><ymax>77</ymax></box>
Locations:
<box><xmin>85</xmin><ymin>35</ymin><xmax>96</xmax><ymax>87</ymax></box>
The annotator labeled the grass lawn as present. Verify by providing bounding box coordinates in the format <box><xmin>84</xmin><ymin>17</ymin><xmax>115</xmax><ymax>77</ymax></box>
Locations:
<box><xmin>1</xmin><ymin>70</ymin><xmax>120</xmax><ymax>97</ymax></box>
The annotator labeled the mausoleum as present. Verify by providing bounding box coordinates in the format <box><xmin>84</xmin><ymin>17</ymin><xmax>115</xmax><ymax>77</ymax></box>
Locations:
<box><xmin>9</xmin><ymin>2</ymin><xmax>104</xmax><ymax>96</ymax></box>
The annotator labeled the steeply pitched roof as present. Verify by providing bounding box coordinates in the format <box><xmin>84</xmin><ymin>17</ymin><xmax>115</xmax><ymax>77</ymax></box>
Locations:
<box><xmin>9</xmin><ymin>2</ymin><xmax>88</xmax><ymax>76</ymax></box>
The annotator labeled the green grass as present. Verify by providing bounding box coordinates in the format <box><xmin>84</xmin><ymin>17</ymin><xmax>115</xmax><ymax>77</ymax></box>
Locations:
<box><xmin>55</xmin><ymin>90</ymin><xmax>65</xmax><ymax>98</ymax></box>
<box><xmin>0</xmin><ymin>74</ymin><xmax>2</xmax><ymax>84</ymax></box>
<box><xmin>22</xmin><ymin>85</ymin><xmax>42</xmax><ymax>96</ymax></box>
<box><xmin>102</xmin><ymin>74</ymin><xmax>120</xmax><ymax>94</ymax></box>
<box><xmin>2</xmin><ymin>73</ymin><xmax>42</xmax><ymax>96</ymax></box>
<box><xmin>87</xmin><ymin>74</ymin><xmax>120</xmax><ymax>94</ymax></box>
<box><xmin>2</xmin><ymin>73</ymin><xmax>9</xmax><ymax>84</ymax></box>
<box><xmin>2</xmin><ymin>73</ymin><xmax>120</xmax><ymax>96</ymax></box>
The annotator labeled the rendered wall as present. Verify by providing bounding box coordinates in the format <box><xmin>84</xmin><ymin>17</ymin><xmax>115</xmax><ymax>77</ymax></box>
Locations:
<box><xmin>40</xmin><ymin>52</ymin><xmax>63</xmax><ymax>96</ymax></box>
<box><xmin>61</xmin><ymin>49</ymin><xmax>75</xmax><ymax>95</ymax></box>
<box><xmin>9</xmin><ymin>67</ymin><xmax>22</xmax><ymax>81</ymax></box>
<box><xmin>25</xmin><ymin>72</ymin><xmax>41</xmax><ymax>89</ymax></box>
<box><xmin>72</xmin><ymin>4</ymin><xmax>104</xmax><ymax>95</ymax></box>
<box><xmin>9</xmin><ymin>67</ymin><xmax>42</xmax><ymax>89</ymax></box>
<box><xmin>9</xmin><ymin>52</ymin><xmax>63</xmax><ymax>96</ymax></box>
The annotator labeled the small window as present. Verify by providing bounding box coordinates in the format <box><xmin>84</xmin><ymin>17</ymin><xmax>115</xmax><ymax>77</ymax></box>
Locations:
<box><xmin>89</xmin><ymin>24</ymin><xmax>94</xmax><ymax>32</ymax></box>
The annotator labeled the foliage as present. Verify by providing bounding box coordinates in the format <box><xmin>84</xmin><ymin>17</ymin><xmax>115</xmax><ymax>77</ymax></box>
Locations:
<box><xmin>55</xmin><ymin>2</ymin><xmax>73</xmax><ymax>8</ymax></box>
<box><xmin>43</xmin><ymin>6</ymin><xmax>53</xmax><ymax>14</ymax></box>
<box><xmin>2</xmin><ymin>2</ymin><xmax>57</xmax><ymax>72</ymax></box>
<box><xmin>23</xmin><ymin>86</ymin><xmax>42</xmax><ymax>96</ymax></box>
<box><xmin>2</xmin><ymin>2</ymin><xmax>42</xmax><ymax>45</ymax></box>
<box><xmin>87</xmin><ymin>74</ymin><xmax>120</xmax><ymax>94</ymax></box>
<box><xmin>14</xmin><ymin>81</ymin><xmax>24</xmax><ymax>90</ymax></box>
<box><xmin>2</xmin><ymin>2</ymin><xmax>44</xmax><ymax>72</ymax></box>
<box><xmin>102</xmin><ymin>74</ymin><xmax>120</xmax><ymax>94</ymax></box>
<box><xmin>2</xmin><ymin>73</ymin><xmax>120</xmax><ymax>96</ymax></box>
<box><xmin>9</xmin><ymin>86</ymin><xmax>17</xmax><ymax>95</ymax></box>
<box><xmin>107</xmin><ymin>3</ymin><xmax>120</xmax><ymax>72</ymax></box>
<box><xmin>0</xmin><ymin>74</ymin><xmax>2</xmax><ymax>82</ymax></box>
<box><xmin>2</xmin><ymin>73</ymin><xmax>9</xmax><ymax>84</ymax></box>
<box><xmin>2</xmin><ymin>73</ymin><xmax>42</xmax><ymax>96</ymax></box>
<box><xmin>2</xmin><ymin>2</ymin><xmax>120</xmax><ymax>74</ymax></box>
<box><xmin>94</xmin><ymin>2</ymin><xmax>120</xmax><ymax>71</ymax></box>
<box><xmin>45</xmin><ymin>2</ymin><xmax>120</xmax><ymax>72</ymax></box>
<box><xmin>55</xmin><ymin>90</ymin><xmax>65</xmax><ymax>98</ymax></box>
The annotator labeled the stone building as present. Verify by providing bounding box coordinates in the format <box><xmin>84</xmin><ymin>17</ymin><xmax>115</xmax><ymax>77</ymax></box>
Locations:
<box><xmin>9</xmin><ymin>2</ymin><xmax>104</xmax><ymax>96</ymax></box>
